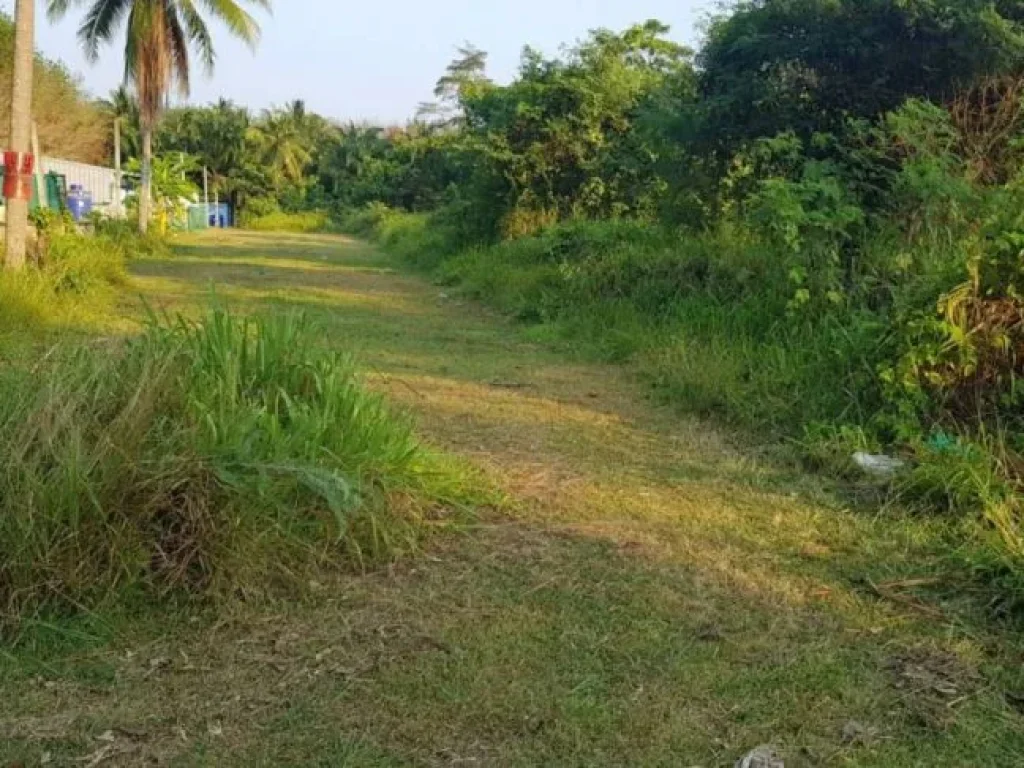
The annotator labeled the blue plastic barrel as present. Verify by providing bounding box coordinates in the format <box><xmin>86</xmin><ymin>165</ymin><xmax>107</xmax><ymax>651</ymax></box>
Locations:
<box><xmin>67</xmin><ymin>184</ymin><xmax>94</xmax><ymax>222</ymax></box>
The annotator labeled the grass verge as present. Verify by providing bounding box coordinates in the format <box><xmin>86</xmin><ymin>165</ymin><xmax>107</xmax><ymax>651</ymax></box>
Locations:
<box><xmin>4</xmin><ymin>230</ymin><xmax>1024</xmax><ymax>766</ymax></box>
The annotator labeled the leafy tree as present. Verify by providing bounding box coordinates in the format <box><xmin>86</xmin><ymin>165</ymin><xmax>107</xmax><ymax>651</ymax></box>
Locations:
<box><xmin>315</xmin><ymin>123</ymin><xmax>393</xmax><ymax>204</ymax></box>
<box><xmin>418</xmin><ymin>43</ymin><xmax>491</xmax><ymax>126</ymax></box>
<box><xmin>157</xmin><ymin>99</ymin><xmax>268</xmax><ymax>210</ymax></box>
<box><xmin>697</xmin><ymin>0</ymin><xmax>1024</xmax><ymax>152</ymax></box>
<box><xmin>125</xmin><ymin>151</ymin><xmax>199</xmax><ymax>231</ymax></box>
<box><xmin>47</xmin><ymin>0</ymin><xmax>269</xmax><ymax>232</ymax></box>
<box><xmin>457</xmin><ymin>20</ymin><xmax>692</xmax><ymax>234</ymax></box>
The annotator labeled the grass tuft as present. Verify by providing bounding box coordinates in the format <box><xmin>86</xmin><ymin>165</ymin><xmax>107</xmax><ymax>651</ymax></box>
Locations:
<box><xmin>0</xmin><ymin>232</ymin><xmax>129</xmax><ymax>336</ymax></box>
<box><xmin>0</xmin><ymin>308</ymin><xmax>475</xmax><ymax>622</ymax></box>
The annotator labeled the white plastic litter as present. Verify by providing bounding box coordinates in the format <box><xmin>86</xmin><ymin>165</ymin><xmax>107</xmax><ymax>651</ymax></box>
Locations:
<box><xmin>735</xmin><ymin>745</ymin><xmax>784</xmax><ymax>768</ymax></box>
<box><xmin>853</xmin><ymin>452</ymin><xmax>905</xmax><ymax>477</ymax></box>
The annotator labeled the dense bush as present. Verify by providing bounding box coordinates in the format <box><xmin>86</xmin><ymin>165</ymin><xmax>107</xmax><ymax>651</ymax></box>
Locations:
<box><xmin>90</xmin><ymin>214</ymin><xmax>171</xmax><ymax>259</ymax></box>
<box><xmin>0</xmin><ymin>310</ymin><xmax>472</xmax><ymax>619</ymax></box>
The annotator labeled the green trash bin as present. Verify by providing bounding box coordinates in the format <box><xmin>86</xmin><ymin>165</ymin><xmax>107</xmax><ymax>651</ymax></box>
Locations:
<box><xmin>44</xmin><ymin>172</ymin><xmax>66</xmax><ymax>210</ymax></box>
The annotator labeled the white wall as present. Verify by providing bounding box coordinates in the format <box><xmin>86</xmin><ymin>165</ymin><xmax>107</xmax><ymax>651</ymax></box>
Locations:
<box><xmin>40</xmin><ymin>156</ymin><xmax>121</xmax><ymax>208</ymax></box>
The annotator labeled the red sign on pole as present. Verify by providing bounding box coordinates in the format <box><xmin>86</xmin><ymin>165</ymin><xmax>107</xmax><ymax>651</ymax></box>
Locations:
<box><xmin>3</xmin><ymin>150</ymin><xmax>35</xmax><ymax>200</ymax></box>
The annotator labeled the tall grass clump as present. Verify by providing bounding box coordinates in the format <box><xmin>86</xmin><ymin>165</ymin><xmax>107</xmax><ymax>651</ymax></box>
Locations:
<box><xmin>0</xmin><ymin>309</ymin><xmax>470</xmax><ymax>621</ymax></box>
<box><xmin>339</xmin><ymin>204</ymin><xmax>474</xmax><ymax>270</ymax></box>
<box><xmin>240</xmin><ymin>210</ymin><xmax>330</xmax><ymax>233</ymax></box>
<box><xmin>91</xmin><ymin>214</ymin><xmax>170</xmax><ymax>259</ymax></box>
<box><xmin>0</xmin><ymin>230</ymin><xmax>129</xmax><ymax>335</ymax></box>
<box><xmin>336</xmin><ymin>202</ymin><xmax>395</xmax><ymax>239</ymax></box>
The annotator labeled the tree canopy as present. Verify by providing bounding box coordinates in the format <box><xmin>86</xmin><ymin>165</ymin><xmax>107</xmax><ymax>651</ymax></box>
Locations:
<box><xmin>696</xmin><ymin>0</ymin><xmax>1024</xmax><ymax>150</ymax></box>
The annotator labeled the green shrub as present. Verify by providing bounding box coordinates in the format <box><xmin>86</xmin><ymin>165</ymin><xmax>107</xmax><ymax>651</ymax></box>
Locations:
<box><xmin>240</xmin><ymin>210</ymin><xmax>330</xmax><ymax>233</ymax></box>
<box><xmin>340</xmin><ymin>205</ymin><xmax>457</xmax><ymax>270</ymax></box>
<box><xmin>0</xmin><ymin>231</ymin><xmax>129</xmax><ymax>335</ymax></box>
<box><xmin>891</xmin><ymin>431</ymin><xmax>1024</xmax><ymax>591</ymax></box>
<box><xmin>243</xmin><ymin>196</ymin><xmax>282</xmax><ymax>219</ymax></box>
<box><xmin>0</xmin><ymin>309</ymin><xmax>474</xmax><ymax>620</ymax></box>
<box><xmin>91</xmin><ymin>214</ymin><xmax>170</xmax><ymax>259</ymax></box>
<box><xmin>336</xmin><ymin>202</ymin><xmax>396</xmax><ymax>238</ymax></box>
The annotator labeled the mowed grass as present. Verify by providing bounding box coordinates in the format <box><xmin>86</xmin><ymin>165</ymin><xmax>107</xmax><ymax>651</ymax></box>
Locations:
<box><xmin>3</xmin><ymin>229</ymin><xmax>1024</xmax><ymax>766</ymax></box>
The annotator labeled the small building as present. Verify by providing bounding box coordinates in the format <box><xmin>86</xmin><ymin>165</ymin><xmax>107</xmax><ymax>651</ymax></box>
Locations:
<box><xmin>0</xmin><ymin>152</ymin><xmax>126</xmax><ymax>220</ymax></box>
<box><xmin>38</xmin><ymin>155</ymin><xmax>124</xmax><ymax>213</ymax></box>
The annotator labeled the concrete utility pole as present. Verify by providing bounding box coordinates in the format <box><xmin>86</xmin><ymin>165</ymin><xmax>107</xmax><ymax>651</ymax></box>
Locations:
<box><xmin>114</xmin><ymin>118</ymin><xmax>123</xmax><ymax>217</ymax></box>
<box><xmin>31</xmin><ymin>121</ymin><xmax>45</xmax><ymax>210</ymax></box>
<box><xmin>5</xmin><ymin>0</ymin><xmax>35</xmax><ymax>269</ymax></box>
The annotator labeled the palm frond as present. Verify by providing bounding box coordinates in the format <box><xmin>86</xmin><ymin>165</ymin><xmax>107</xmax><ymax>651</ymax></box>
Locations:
<box><xmin>66</xmin><ymin>0</ymin><xmax>268</xmax><ymax>126</ymax></box>
<box><xmin>77</xmin><ymin>0</ymin><xmax>133</xmax><ymax>61</ymax></box>
<box><xmin>176</xmin><ymin>0</ymin><xmax>216</xmax><ymax>73</ymax></box>
<box><xmin>165</xmin><ymin>3</ymin><xmax>192</xmax><ymax>97</ymax></box>
<box><xmin>46</xmin><ymin>0</ymin><xmax>80</xmax><ymax>23</ymax></box>
<box><xmin>197</xmin><ymin>0</ymin><xmax>264</xmax><ymax>48</ymax></box>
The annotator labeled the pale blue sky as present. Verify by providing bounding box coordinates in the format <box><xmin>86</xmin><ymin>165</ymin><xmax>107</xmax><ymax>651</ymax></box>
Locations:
<box><xmin>33</xmin><ymin>0</ymin><xmax>713</xmax><ymax>123</ymax></box>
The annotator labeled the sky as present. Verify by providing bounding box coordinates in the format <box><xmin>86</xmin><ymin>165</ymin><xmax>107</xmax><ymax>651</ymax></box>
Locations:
<box><xmin>34</xmin><ymin>0</ymin><xmax>714</xmax><ymax>123</ymax></box>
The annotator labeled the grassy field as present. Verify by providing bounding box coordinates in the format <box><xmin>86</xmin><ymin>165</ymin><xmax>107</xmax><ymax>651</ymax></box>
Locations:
<box><xmin>2</xmin><ymin>230</ymin><xmax>1024</xmax><ymax>766</ymax></box>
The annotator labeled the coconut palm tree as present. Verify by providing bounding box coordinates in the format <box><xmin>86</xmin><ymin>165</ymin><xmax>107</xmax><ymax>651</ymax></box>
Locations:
<box><xmin>287</xmin><ymin>98</ymin><xmax>306</xmax><ymax>124</ymax></box>
<box><xmin>99</xmin><ymin>85</ymin><xmax>141</xmax><ymax>162</ymax></box>
<box><xmin>47</xmin><ymin>0</ymin><xmax>270</xmax><ymax>233</ymax></box>
<box><xmin>249</xmin><ymin>109</ymin><xmax>311</xmax><ymax>188</ymax></box>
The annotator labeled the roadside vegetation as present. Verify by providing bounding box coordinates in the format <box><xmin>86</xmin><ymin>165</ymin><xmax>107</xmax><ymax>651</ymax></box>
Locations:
<box><xmin>4</xmin><ymin>0</ymin><xmax>1024</xmax><ymax>763</ymax></box>
<box><xmin>5</xmin><ymin>229</ymin><xmax>1024</xmax><ymax>767</ymax></box>
<box><xmin>300</xmin><ymin>5</ymin><xmax>1024</xmax><ymax>602</ymax></box>
<box><xmin>0</xmin><ymin>214</ymin><xmax>133</xmax><ymax>344</ymax></box>
<box><xmin>0</xmin><ymin>3</ymin><xmax>474</xmax><ymax>626</ymax></box>
<box><xmin>124</xmin><ymin>1</ymin><xmax>1024</xmax><ymax>604</ymax></box>
<box><xmin>239</xmin><ymin>209</ymin><xmax>330</xmax><ymax>233</ymax></box>
<box><xmin>0</xmin><ymin>218</ymin><xmax>479</xmax><ymax>626</ymax></box>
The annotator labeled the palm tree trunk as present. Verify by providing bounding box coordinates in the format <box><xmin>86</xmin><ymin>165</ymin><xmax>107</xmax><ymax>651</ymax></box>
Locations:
<box><xmin>4</xmin><ymin>0</ymin><xmax>35</xmax><ymax>270</ymax></box>
<box><xmin>139</xmin><ymin>123</ymin><xmax>153</xmax><ymax>234</ymax></box>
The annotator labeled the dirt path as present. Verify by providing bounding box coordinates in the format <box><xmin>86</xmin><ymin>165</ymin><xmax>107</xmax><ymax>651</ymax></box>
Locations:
<box><xmin>4</xmin><ymin>231</ymin><xmax>1023</xmax><ymax>767</ymax></box>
